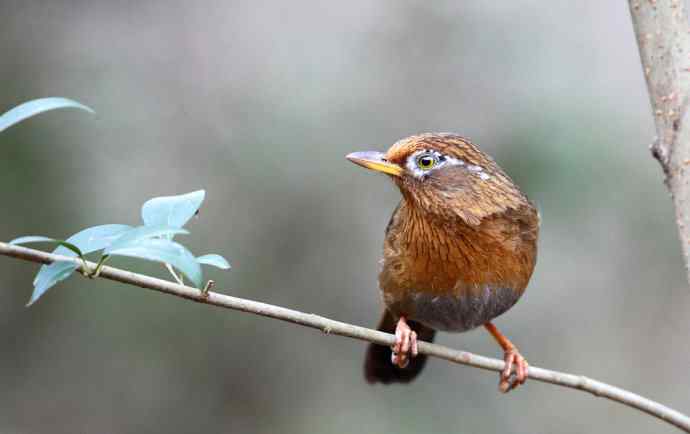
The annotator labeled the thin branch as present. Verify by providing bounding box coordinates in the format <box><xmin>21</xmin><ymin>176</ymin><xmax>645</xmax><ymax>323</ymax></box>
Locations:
<box><xmin>629</xmin><ymin>0</ymin><xmax>690</xmax><ymax>284</ymax></box>
<box><xmin>1</xmin><ymin>241</ymin><xmax>689</xmax><ymax>432</ymax></box>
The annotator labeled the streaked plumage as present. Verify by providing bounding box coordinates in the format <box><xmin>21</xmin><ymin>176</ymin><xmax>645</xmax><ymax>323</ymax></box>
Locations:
<box><xmin>347</xmin><ymin>133</ymin><xmax>538</xmax><ymax>390</ymax></box>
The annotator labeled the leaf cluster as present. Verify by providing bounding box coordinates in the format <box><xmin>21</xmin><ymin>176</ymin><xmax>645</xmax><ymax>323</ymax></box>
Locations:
<box><xmin>2</xmin><ymin>99</ymin><xmax>229</xmax><ymax>305</ymax></box>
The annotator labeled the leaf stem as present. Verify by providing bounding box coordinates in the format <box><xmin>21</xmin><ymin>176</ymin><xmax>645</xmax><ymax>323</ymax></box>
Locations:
<box><xmin>91</xmin><ymin>255</ymin><xmax>110</xmax><ymax>278</ymax></box>
<box><xmin>165</xmin><ymin>262</ymin><xmax>184</xmax><ymax>285</ymax></box>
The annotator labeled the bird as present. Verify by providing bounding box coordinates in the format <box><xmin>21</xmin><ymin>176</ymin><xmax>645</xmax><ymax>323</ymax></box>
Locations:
<box><xmin>346</xmin><ymin>133</ymin><xmax>539</xmax><ymax>392</ymax></box>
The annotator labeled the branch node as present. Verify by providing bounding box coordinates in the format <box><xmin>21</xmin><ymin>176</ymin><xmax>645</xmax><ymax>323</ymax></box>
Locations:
<box><xmin>650</xmin><ymin>138</ymin><xmax>672</xmax><ymax>184</ymax></box>
<box><xmin>578</xmin><ymin>376</ymin><xmax>601</xmax><ymax>396</ymax></box>
<box><xmin>201</xmin><ymin>280</ymin><xmax>215</xmax><ymax>297</ymax></box>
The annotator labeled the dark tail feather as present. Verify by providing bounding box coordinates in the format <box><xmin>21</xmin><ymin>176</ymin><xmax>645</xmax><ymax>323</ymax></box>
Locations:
<box><xmin>364</xmin><ymin>310</ymin><xmax>436</xmax><ymax>384</ymax></box>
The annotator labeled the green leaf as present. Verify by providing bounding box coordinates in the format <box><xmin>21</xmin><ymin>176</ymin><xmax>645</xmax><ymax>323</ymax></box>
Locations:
<box><xmin>0</xmin><ymin>97</ymin><xmax>95</xmax><ymax>133</ymax></box>
<box><xmin>106</xmin><ymin>238</ymin><xmax>203</xmax><ymax>287</ymax></box>
<box><xmin>197</xmin><ymin>254</ymin><xmax>231</xmax><ymax>270</ymax></box>
<box><xmin>10</xmin><ymin>236</ymin><xmax>84</xmax><ymax>257</ymax></box>
<box><xmin>104</xmin><ymin>225</ymin><xmax>189</xmax><ymax>253</ymax></box>
<box><xmin>61</xmin><ymin>224</ymin><xmax>132</xmax><ymax>254</ymax></box>
<box><xmin>27</xmin><ymin>261</ymin><xmax>79</xmax><ymax>306</ymax></box>
<box><xmin>141</xmin><ymin>190</ymin><xmax>205</xmax><ymax>230</ymax></box>
<box><xmin>22</xmin><ymin>225</ymin><xmax>132</xmax><ymax>306</ymax></box>
<box><xmin>33</xmin><ymin>224</ymin><xmax>132</xmax><ymax>290</ymax></box>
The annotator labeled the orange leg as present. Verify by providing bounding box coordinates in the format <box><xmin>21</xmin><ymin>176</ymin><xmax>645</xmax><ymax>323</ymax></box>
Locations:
<box><xmin>391</xmin><ymin>316</ymin><xmax>418</xmax><ymax>369</ymax></box>
<box><xmin>484</xmin><ymin>322</ymin><xmax>528</xmax><ymax>393</ymax></box>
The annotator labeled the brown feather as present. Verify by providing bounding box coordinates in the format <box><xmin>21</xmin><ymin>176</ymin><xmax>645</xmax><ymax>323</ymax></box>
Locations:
<box><xmin>362</xmin><ymin>133</ymin><xmax>539</xmax><ymax>383</ymax></box>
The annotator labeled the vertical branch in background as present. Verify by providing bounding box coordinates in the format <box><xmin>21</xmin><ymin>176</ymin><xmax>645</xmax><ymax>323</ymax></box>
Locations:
<box><xmin>629</xmin><ymin>0</ymin><xmax>690</xmax><ymax>284</ymax></box>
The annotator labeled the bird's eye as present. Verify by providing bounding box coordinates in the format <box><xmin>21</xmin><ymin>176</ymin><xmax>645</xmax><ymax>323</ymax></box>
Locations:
<box><xmin>416</xmin><ymin>154</ymin><xmax>438</xmax><ymax>170</ymax></box>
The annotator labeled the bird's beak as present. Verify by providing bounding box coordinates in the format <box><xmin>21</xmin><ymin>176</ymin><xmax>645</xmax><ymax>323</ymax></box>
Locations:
<box><xmin>346</xmin><ymin>151</ymin><xmax>403</xmax><ymax>177</ymax></box>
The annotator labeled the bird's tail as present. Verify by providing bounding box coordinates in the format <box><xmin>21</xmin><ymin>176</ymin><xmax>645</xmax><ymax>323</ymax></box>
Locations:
<box><xmin>364</xmin><ymin>309</ymin><xmax>436</xmax><ymax>384</ymax></box>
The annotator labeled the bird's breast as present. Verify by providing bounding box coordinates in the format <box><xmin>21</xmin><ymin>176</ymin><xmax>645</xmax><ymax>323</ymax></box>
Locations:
<box><xmin>378</xmin><ymin>201</ymin><xmax>538</xmax><ymax>332</ymax></box>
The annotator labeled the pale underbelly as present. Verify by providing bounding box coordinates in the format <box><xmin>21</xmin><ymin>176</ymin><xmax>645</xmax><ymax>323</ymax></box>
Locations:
<box><xmin>383</xmin><ymin>286</ymin><xmax>523</xmax><ymax>332</ymax></box>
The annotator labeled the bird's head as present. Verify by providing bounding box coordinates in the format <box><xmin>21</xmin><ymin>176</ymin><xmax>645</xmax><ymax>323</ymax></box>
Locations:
<box><xmin>347</xmin><ymin>133</ymin><xmax>529</xmax><ymax>226</ymax></box>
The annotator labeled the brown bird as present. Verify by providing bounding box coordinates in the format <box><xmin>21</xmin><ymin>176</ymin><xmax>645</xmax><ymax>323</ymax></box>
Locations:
<box><xmin>347</xmin><ymin>133</ymin><xmax>538</xmax><ymax>392</ymax></box>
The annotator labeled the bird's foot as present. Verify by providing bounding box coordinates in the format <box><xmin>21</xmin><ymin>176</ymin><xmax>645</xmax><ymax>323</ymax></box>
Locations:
<box><xmin>499</xmin><ymin>348</ymin><xmax>528</xmax><ymax>393</ymax></box>
<box><xmin>390</xmin><ymin>316</ymin><xmax>418</xmax><ymax>369</ymax></box>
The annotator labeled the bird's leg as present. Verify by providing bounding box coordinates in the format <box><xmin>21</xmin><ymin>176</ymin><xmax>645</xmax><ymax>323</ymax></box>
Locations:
<box><xmin>484</xmin><ymin>322</ymin><xmax>528</xmax><ymax>393</ymax></box>
<box><xmin>391</xmin><ymin>316</ymin><xmax>418</xmax><ymax>369</ymax></box>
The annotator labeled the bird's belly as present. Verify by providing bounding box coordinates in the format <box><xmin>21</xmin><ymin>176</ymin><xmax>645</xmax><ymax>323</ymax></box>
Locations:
<box><xmin>385</xmin><ymin>286</ymin><xmax>522</xmax><ymax>332</ymax></box>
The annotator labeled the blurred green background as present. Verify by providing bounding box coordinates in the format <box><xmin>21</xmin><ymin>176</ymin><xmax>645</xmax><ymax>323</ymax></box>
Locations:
<box><xmin>1</xmin><ymin>1</ymin><xmax>689</xmax><ymax>433</ymax></box>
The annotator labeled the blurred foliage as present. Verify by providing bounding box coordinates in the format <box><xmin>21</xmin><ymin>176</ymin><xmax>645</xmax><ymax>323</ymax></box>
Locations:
<box><xmin>0</xmin><ymin>97</ymin><xmax>94</xmax><ymax>133</ymax></box>
<box><xmin>0</xmin><ymin>1</ymin><xmax>689</xmax><ymax>434</ymax></box>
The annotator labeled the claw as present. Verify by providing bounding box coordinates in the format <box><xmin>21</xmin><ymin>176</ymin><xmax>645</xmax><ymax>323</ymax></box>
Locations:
<box><xmin>410</xmin><ymin>331</ymin><xmax>418</xmax><ymax>357</ymax></box>
<box><xmin>391</xmin><ymin>351</ymin><xmax>409</xmax><ymax>368</ymax></box>
<box><xmin>390</xmin><ymin>317</ymin><xmax>418</xmax><ymax>369</ymax></box>
<box><xmin>484</xmin><ymin>322</ymin><xmax>528</xmax><ymax>393</ymax></box>
<box><xmin>499</xmin><ymin>349</ymin><xmax>528</xmax><ymax>393</ymax></box>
